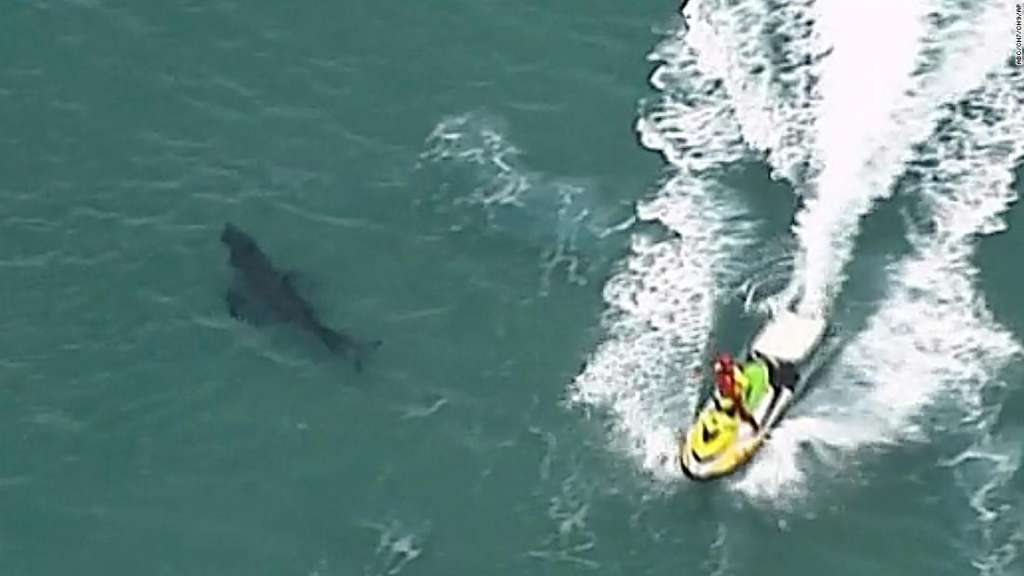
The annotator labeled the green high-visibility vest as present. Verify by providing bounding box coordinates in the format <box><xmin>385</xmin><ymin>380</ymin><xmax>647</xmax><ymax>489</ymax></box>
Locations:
<box><xmin>742</xmin><ymin>361</ymin><xmax>770</xmax><ymax>410</ymax></box>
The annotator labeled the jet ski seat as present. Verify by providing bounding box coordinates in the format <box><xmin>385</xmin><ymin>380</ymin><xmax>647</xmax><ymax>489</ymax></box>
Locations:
<box><xmin>749</xmin><ymin>350</ymin><xmax>797</xmax><ymax>391</ymax></box>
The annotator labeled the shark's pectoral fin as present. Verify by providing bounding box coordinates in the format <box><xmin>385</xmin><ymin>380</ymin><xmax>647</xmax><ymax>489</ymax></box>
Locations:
<box><xmin>225</xmin><ymin>287</ymin><xmax>277</xmax><ymax>326</ymax></box>
<box><xmin>225</xmin><ymin>289</ymin><xmax>246</xmax><ymax>320</ymax></box>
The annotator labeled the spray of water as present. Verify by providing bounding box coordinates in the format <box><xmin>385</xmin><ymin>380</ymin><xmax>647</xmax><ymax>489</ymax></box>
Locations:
<box><xmin>571</xmin><ymin>21</ymin><xmax>754</xmax><ymax>479</ymax></box>
<box><xmin>683</xmin><ymin>0</ymin><xmax>828</xmax><ymax>182</ymax></box>
<box><xmin>794</xmin><ymin>0</ymin><xmax>1014</xmax><ymax>315</ymax></box>
<box><xmin>418</xmin><ymin>112</ymin><xmax>612</xmax><ymax>289</ymax></box>
<box><xmin>576</xmin><ymin>3</ymin><xmax>1024</xmax><ymax>535</ymax></box>
<box><xmin>737</xmin><ymin>69</ymin><xmax>1023</xmax><ymax>575</ymax></box>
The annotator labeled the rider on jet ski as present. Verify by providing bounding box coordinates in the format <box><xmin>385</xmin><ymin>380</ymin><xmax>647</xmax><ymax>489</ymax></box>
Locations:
<box><xmin>712</xmin><ymin>353</ymin><xmax>770</xmax><ymax>431</ymax></box>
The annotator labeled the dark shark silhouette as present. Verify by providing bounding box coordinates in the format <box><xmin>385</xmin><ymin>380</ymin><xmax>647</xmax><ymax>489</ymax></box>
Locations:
<box><xmin>220</xmin><ymin>222</ymin><xmax>381</xmax><ymax>369</ymax></box>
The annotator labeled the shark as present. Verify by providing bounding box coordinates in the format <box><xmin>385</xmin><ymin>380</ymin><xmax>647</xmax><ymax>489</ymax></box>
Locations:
<box><xmin>220</xmin><ymin>222</ymin><xmax>381</xmax><ymax>369</ymax></box>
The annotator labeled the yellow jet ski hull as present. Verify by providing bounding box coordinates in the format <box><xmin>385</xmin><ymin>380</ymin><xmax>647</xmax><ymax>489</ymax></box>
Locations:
<box><xmin>678</xmin><ymin>388</ymin><xmax>787</xmax><ymax>480</ymax></box>
<box><xmin>678</xmin><ymin>415</ymin><xmax>771</xmax><ymax>480</ymax></box>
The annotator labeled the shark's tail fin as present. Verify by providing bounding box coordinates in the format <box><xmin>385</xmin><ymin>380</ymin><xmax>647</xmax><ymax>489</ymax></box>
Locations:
<box><xmin>317</xmin><ymin>326</ymin><xmax>382</xmax><ymax>372</ymax></box>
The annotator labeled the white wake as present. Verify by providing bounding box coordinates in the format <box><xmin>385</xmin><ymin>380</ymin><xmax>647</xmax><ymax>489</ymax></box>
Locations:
<box><xmin>794</xmin><ymin>0</ymin><xmax>1015</xmax><ymax>315</ymax></box>
<box><xmin>574</xmin><ymin>5</ymin><xmax>1024</xmax><ymax>552</ymax></box>
<box><xmin>740</xmin><ymin>65</ymin><xmax>1024</xmax><ymax>574</ymax></box>
<box><xmin>571</xmin><ymin>21</ymin><xmax>754</xmax><ymax>479</ymax></box>
<box><xmin>571</xmin><ymin>0</ymin><xmax>831</xmax><ymax>483</ymax></box>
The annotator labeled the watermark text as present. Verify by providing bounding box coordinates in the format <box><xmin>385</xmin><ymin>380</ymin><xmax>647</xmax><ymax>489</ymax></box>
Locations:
<box><xmin>1016</xmin><ymin>3</ymin><xmax>1023</xmax><ymax>66</ymax></box>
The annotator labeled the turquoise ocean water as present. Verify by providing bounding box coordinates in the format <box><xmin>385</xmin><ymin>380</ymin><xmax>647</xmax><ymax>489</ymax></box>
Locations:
<box><xmin>2</xmin><ymin>1</ymin><xmax>1023</xmax><ymax>574</ymax></box>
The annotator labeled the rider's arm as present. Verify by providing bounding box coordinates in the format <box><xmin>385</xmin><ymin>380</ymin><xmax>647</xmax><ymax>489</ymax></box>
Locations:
<box><xmin>739</xmin><ymin>405</ymin><xmax>759</xmax><ymax>430</ymax></box>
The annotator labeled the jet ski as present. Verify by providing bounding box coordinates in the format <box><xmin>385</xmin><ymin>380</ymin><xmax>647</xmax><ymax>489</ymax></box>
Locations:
<box><xmin>679</xmin><ymin>311</ymin><xmax>829</xmax><ymax>480</ymax></box>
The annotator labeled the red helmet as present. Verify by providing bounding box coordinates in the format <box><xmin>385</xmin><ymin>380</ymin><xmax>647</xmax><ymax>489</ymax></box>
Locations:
<box><xmin>716</xmin><ymin>370</ymin><xmax>734</xmax><ymax>394</ymax></box>
<box><xmin>713</xmin><ymin>352</ymin><xmax>734</xmax><ymax>374</ymax></box>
